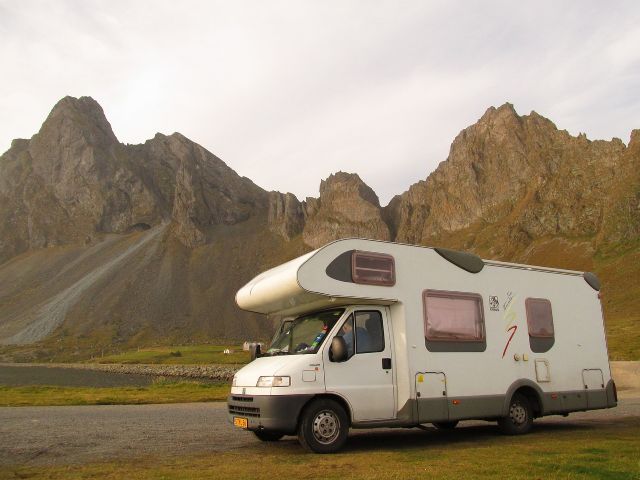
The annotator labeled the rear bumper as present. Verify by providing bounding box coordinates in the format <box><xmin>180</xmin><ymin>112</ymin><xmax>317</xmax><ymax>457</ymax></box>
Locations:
<box><xmin>606</xmin><ymin>378</ymin><xmax>618</xmax><ymax>407</ymax></box>
<box><xmin>227</xmin><ymin>394</ymin><xmax>313</xmax><ymax>434</ymax></box>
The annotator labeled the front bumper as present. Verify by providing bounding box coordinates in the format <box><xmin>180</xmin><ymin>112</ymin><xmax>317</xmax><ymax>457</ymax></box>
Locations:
<box><xmin>227</xmin><ymin>394</ymin><xmax>313</xmax><ymax>434</ymax></box>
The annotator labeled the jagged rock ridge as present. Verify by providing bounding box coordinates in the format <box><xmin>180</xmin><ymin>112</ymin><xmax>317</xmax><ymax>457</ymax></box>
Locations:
<box><xmin>387</xmin><ymin>104</ymin><xmax>638</xmax><ymax>258</ymax></box>
<box><xmin>302</xmin><ymin>172</ymin><xmax>391</xmax><ymax>248</ymax></box>
<box><xmin>0</xmin><ymin>96</ymin><xmax>268</xmax><ymax>263</ymax></box>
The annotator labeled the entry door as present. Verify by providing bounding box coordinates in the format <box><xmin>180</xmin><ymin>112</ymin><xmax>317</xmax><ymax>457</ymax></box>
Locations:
<box><xmin>416</xmin><ymin>372</ymin><xmax>448</xmax><ymax>423</ymax></box>
<box><xmin>323</xmin><ymin>307</ymin><xmax>395</xmax><ymax>421</ymax></box>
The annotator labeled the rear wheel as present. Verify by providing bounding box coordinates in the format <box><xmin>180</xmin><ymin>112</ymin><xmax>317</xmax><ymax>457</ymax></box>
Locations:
<box><xmin>498</xmin><ymin>393</ymin><xmax>533</xmax><ymax>435</ymax></box>
<box><xmin>297</xmin><ymin>399</ymin><xmax>349</xmax><ymax>453</ymax></box>
<box><xmin>253</xmin><ymin>430</ymin><xmax>284</xmax><ymax>442</ymax></box>
<box><xmin>432</xmin><ymin>420</ymin><xmax>459</xmax><ymax>430</ymax></box>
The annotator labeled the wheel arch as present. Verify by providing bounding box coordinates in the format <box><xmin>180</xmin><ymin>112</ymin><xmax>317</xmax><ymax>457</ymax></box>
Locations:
<box><xmin>502</xmin><ymin>379</ymin><xmax>544</xmax><ymax>417</ymax></box>
<box><xmin>298</xmin><ymin>393</ymin><xmax>353</xmax><ymax>428</ymax></box>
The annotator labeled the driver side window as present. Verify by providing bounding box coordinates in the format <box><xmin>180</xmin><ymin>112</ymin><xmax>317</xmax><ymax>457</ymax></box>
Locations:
<box><xmin>336</xmin><ymin>310</ymin><xmax>385</xmax><ymax>360</ymax></box>
<box><xmin>336</xmin><ymin>315</ymin><xmax>355</xmax><ymax>359</ymax></box>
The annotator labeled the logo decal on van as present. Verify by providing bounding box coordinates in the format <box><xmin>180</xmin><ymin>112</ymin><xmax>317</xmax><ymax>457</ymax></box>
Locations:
<box><xmin>502</xmin><ymin>291</ymin><xmax>518</xmax><ymax>358</ymax></box>
<box><xmin>489</xmin><ymin>296</ymin><xmax>499</xmax><ymax>311</ymax></box>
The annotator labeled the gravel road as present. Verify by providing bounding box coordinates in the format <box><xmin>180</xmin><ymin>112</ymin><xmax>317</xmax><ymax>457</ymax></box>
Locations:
<box><xmin>1</xmin><ymin>398</ymin><xmax>639</xmax><ymax>467</ymax></box>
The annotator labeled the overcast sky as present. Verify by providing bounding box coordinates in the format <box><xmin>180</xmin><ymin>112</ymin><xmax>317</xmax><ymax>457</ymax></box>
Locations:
<box><xmin>1</xmin><ymin>1</ymin><xmax>639</xmax><ymax>204</ymax></box>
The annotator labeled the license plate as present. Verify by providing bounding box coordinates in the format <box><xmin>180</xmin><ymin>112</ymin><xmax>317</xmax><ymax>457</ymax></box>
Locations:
<box><xmin>233</xmin><ymin>417</ymin><xmax>248</xmax><ymax>429</ymax></box>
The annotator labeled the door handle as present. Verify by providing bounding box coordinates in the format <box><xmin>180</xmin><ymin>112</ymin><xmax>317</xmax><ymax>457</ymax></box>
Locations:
<box><xmin>382</xmin><ymin>358</ymin><xmax>392</xmax><ymax>370</ymax></box>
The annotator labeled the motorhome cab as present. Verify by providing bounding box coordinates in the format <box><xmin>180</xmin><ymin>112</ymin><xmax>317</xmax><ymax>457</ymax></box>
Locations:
<box><xmin>228</xmin><ymin>239</ymin><xmax>617</xmax><ymax>453</ymax></box>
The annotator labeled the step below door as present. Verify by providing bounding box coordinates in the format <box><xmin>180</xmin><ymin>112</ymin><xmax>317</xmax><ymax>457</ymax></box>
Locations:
<box><xmin>416</xmin><ymin>372</ymin><xmax>448</xmax><ymax>423</ymax></box>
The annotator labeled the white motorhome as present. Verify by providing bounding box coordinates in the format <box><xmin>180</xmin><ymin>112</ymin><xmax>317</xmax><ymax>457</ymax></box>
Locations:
<box><xmin>228</xmin><ymin>239</ymin><xmax>617</xmax><ymax>453</ymax></box>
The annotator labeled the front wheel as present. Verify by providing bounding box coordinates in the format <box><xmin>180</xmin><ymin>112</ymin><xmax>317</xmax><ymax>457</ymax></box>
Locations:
<box><xmin>297</xmin><ymin>399</ymin><xmax>349</xmax><ymax>453</ymax></box>
<box><xmin>498</xmin><ymin>393</ymin><xmax>533</xmax><ymax>435</ymax></box>
<box><xmin>253</xmin><ymin>430</ymin><xmax>284</xmax><ymax>442</ymax></box>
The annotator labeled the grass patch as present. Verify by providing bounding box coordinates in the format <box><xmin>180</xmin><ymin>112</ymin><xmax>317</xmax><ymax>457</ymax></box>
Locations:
<box><xmin>595</xmin><ymin>249</ymin><xmax>640</xmax><ymax>361</ymax></box>
<box><xmin>92</xmin><ymin>344</ymin><xmax>250</xmax><ymax>365</ymax></box>
<box><xmin>2</xmin><ymin>419</ymin><xmax>639</xmax><ymax>479</ymax></box>
<box><xmin>0</xmin><ymin>379</ymin><xmax>230</xmax><ymax>407</ymax></box>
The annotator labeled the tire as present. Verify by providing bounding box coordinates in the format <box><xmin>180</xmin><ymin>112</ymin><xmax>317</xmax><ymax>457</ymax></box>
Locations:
<box><xmin>432</xmin><ymin>420</ymin><xmax>459</xmax><ymax>430</ymax></box>
<box><xmin>498</xmin><ymin>393</ymin><xmax>533</xmax><ymax>435</ymax></box>
<box><xmin>297</xmin><ymin>399</ymin><xmax>349</xmax><ymax>453</ymax></box>
<box><xmin>253</xmin><ymin>430</ymin><xmax>284</xmax><ymax>442</ymax></box>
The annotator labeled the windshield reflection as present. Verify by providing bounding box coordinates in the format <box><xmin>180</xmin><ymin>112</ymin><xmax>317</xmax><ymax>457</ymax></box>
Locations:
<box><xmin>267</xmin><ymin>309</ymin><xmax>345</xmax><ymax>355</ymax></box>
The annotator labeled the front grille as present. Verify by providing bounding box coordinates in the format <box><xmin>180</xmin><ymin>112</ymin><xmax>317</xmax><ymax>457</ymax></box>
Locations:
<box><xmin>231</xmin><ymin>396</ymin><xmax>254</xmax><ymax>403</ymax></box>
<box><xmin>229</xmin><ymin>404</ymin><xmax>261</xmax><ymax>417</ymax></box>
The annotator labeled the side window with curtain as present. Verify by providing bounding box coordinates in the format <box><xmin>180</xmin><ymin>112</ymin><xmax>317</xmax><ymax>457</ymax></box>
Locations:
<box><xmin>423</xmin><ymin>290</ymin><xmax>486</xmax><ymax>352</ymax></box>
<box><xmin>525</xmin><ymin>298</ymin><xmax>555</xmax><ymax>353</ymax></box>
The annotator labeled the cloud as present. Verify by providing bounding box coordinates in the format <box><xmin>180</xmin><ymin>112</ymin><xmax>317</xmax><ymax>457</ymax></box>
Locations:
<box><xmin>1</xmin><ymin>0</ymin><xmax>639</xmax><ymax>204</ymax></box>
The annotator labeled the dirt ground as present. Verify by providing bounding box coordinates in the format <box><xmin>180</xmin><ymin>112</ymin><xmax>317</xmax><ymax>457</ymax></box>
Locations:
<box><xmin>611</xmin><ymin>361</ymin><xmax>640</xmax><ymax>397</ymax></box>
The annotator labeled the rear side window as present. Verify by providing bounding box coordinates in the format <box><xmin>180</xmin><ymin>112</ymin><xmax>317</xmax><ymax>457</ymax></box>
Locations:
<box><xmin>423</xmin><ymin>290</ymin><xmax>485</xmax><ymax>352</ymax></box>
<box><xmin>525</xmin><ymin>298</ymin><xmax>554</xmax><ymax>337</ymax></box>
<box><xmin>352</xmin><ymin>251</ymin><xmax>395</xmax><ymax>286</ymax></box>
<box><xmin>526</xmin><ymin>298</ymin><xmax>555</xmax><ymax>353</ymax></box>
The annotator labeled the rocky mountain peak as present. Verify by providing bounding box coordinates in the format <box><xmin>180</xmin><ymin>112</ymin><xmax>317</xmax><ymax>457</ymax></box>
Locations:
<box><xmin>26</xmin><ymin>95</ymin><xmax>120</xmax><ymax>190</ymax></box>
<box><xmin>476</xmin><ymin>102</ymin><xmax>522</xmax><ymax>130</ymax></box>
<box><xmin>302</xmin><ymin>172</ymin><xmax>390</xmax><ymax>248</ymax></box>
<box><xmin>392</xmin><ymin>104</ymin><xmax>637</xmax><ymax>256</ymax></box>
<box><xmin>0</xmin><ymin>96</ymin><xmax>273</xmax><ymax>261</ymax></box>
<box><xmin>319</xmin><ymin>171</ymin><xmax>382</xmax><ymax>208</ymax></box>
<box><xmin>480</xmin><ymin>102</ymin><xmax>517</xmax><ymax>119</ymax></box>
<box><xmin>39</xmin><ymin>95</ymin><xmax>118</xmax><ymax>146</ymax></box>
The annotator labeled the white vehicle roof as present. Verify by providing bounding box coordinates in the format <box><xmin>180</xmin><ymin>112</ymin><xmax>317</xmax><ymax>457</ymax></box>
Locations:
<box><xmin>235</xmin><ymin>238</ymin><xmax>586</xmax><ymax>316</ymax></box>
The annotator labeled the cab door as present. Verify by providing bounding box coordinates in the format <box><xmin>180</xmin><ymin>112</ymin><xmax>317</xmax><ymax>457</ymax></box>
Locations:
<box><xmin>323</xmin><ymin>307</ymin><xmax>396</xmax><ymax>421</ymax></box>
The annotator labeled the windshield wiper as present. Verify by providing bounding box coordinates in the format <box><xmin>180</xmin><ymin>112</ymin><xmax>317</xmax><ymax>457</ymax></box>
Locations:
<box><xmin>266</xmin><ymin>348</ymin><xmax>289</xmax><ymax>356</ymax></box>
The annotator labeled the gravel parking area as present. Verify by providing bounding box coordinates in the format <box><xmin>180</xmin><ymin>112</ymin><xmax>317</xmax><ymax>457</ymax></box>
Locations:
<box><xmin>1</xmin><ymin>397</ymin><xmax>639</xmax><ymax>467</ymax></box>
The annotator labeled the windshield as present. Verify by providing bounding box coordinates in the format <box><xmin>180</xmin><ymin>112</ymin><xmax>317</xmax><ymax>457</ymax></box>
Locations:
<box><xmin>267</xmin><ymin>309</ymin><xmax>345</xmax><ymax>355</ymax></box>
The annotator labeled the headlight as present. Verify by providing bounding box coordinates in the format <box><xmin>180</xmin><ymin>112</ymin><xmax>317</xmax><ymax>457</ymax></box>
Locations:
<box><xmin>256</xmin><ymin>376</ymin><xmax>291</xmax><ymax>387</ymax></box>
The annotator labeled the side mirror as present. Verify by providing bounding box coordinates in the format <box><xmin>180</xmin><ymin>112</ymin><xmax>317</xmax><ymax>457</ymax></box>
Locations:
<box><xmin>329</xmin><ymin>336</ymin><xmax>348</xmax><ymax>362</ymax></box>
<box><xmin>250</xmin><ymin>343</ymin><xmax>262</xmax><ymax>361</ymax></box>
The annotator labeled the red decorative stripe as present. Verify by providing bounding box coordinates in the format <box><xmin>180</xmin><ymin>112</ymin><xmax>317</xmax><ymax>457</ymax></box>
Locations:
<box><xmin>502</xmin><ymin>325</ymin><xmax>517</xmax><ymax>358</ymax></box>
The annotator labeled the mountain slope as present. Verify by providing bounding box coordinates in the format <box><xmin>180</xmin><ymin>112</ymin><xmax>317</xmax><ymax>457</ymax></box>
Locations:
<box><xmin>0</xmin><ymin>97</ymin><xmax>296</xmax><ymax>358</ymax></box>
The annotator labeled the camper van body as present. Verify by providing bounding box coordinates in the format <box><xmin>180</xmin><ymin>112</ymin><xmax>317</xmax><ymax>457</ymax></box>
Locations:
<box><xmin>228</xmin><ymin>239</ymin><xmax>616</xmax><ymax>452</ymax></box>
